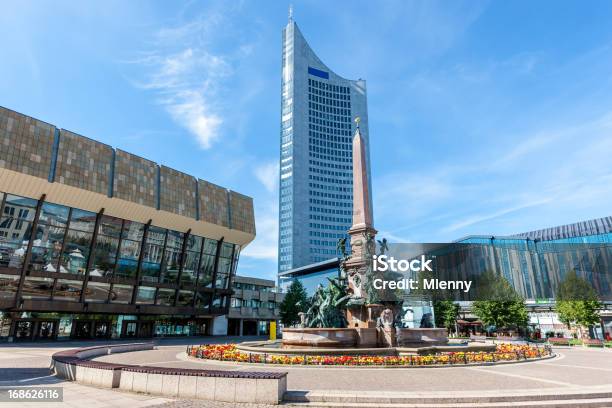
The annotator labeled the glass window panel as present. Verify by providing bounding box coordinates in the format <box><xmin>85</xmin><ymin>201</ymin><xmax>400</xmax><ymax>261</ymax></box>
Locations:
<box><xmin>114</xmin><ymin>259</ymin><xmax>138</xmax><ymax>279</ymax></box>
<box><xmin>185</xmin><ymin>235</ymin><xmax>202</xmax><ymax>253</ymax></box>
<box><xmin>215</xmin><ymin>273</ymin><xmax>229</xmax><ymax>289</ymax></box>
<box><xmin>180</xmin><ymin>251</ymin><xmax>199</xmax><ymax>284</ymax></box>
<box><xmin>146</xmin><ymin>227</ymin><xmax>166</xmax><ymax>246</ymax></box>
<box><xmin>194</xmin><ymin>291</ymin><xmax>211</xmax><ymax>309</ymax></box>
<box><xmin>53</xmin><ymin>279</ymin><xmax>83</xmax><ymax>302</ymax></box>
<box><xmin>220</xmin><ymin>242</ymin><xmax>234</xmax><ymax>258</ymax></box>
<box><xmin>21</xmin><ymin>276</ymin><xmax>53</xmax><ymax>299</ymax></box>
<box><xmin>177</xmin><ymin>290</ymin><xmax>193</xmax><ymax>306</ymax></box>
<box><xmin>28</xmin><ymin>246</ymin><xmax>60</xmax><ymax>272</ymax></box>
<box><xmin>165</xmin><ymin>230</ymin><xmax>184</xmax><ymax>249</ymax></box>
<box><xmin>60</xmin><ymin>229</ymin><xmax>92</xmax><ymax>274</ymax></box>
<box><xmin>4</xmin><ymin>195</ymin><xmax>37</xmax><ymax>221</ymax></box>
<box><xmin>122</xmin><ymin>220</ymin><xmax>145</xmax><ymax>241</ymax></box>
<box><xmin>0</xmin><ymin>217</ymin><xmax>33</xmax><ymax>245</ymax></box>
<box><xmin>38</xmin><ymin>202</ymin><xmax>70</xmax><ymax>227</ymax></box>
<box><xmin>0</xmin><ymin>238</ymin><xmax>26</xmax><ymax>268</ymax></box>
<box><xmin>156</xmin><ymin>288</ymin><xmax>175</xmax><ymax>306</ymax></box>
<box><xmin>198</xmin><ymin>253</ymin><xmax>214</xmax><ymax>288</ymax></box>
<box><xmin>0</xmin><ymin>274</ymin><xmax>19</xmax><ymax>301</ymax></box>
<box><xmin>212</xmin><ymin>295</ymin><xmax>227</xmax><ymax>308</ymax></box>
<box><xmin>119</xmin><ymin>239</ymin><xmax>140</xmax><ymax>260</ymax></box>
<box><xmin>203</xmin><ymin>239</ymin><xmax>217</xmax><ymax>255</ymax></box>
<box><xmin>109</xmin><ymin>284</ymin><xmax>133</xmax><ymax>304</ymax></box>
<box><xmin>84</xmin><ymin>282</ymin><xmax>110</xmax><ymax>302</ymax></box>
<box><xmin>90</xmin><ymin>235</ymin><xmax>118</xmax><ymax>277</ymax></box>
<box><xmin>217</xmin><ymin>257</ymin><xmax>231</xmax><ymax>274</ymax></box>
<box><xmin>69</xmin><ymin>209</ymin><xmax>96</xmax><ymax>233</ymax></box>
<box><xmin>143</xmin><ymin>242</ymin><xmax>163</xmax><ymax>264</ymax></box>
<box><xmin>141</xmin><ymin>262</ymin><xmax>160</xmax><ymax>283</ymax></box>
<box><xmin>34</xmin><ymin>223</ymin><xmax>65</xmax><ymax>247</ymax></box>
<box><xmin>98</xmin><ymin>215</ymin><xmax>122</xmax><ymax>238</ymax></box>
<box><xmin>160</xmin><ymin>248</ymin><xmax>180</xmax><ymax>284</ymax></box>
<box><xmin>135</xmin><ymin>286</ymin><xmax>156</xmax><ymax>304</ymax></box>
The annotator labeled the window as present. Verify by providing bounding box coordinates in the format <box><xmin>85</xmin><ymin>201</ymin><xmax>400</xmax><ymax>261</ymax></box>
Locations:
<box><xmin>177</xmin><ymin>290</ymin><xmax>194</xmax><ymax>306</ymax></box>
<box><xmin>53</xmin><ymin>279</ymin><xmax>83</xmax><ymax>302</ymax></box>
<box><xmin>156</xmin><ymin>288</ymin><xmax>175</xmax><ymax>306</ymax></box>
<box><xmin>136</xmin><ymin>286</ymin><xmax>156</xmax><ymax>304</ymax></box>
<box><xmin>90</xmin><ymin>234</ymin><xmax>118</xmax><ymax>277</ymax></box>
<box><xmin>60</xmin><ymin>229</ymin><xmax>92</xmax><ymax>274</ymax></box>
<box><xmin>85</xmin><ymin>282</ymin><xmax>111</xmax><ymax>302</ymax></box>
<box><xmin>160</xmin><ymin>229</ymin><xmax>183</xmax><ymax>284</ymax></box>
<box><xmin>21</xmin><ymin>276</ymin><xmax>53</xmax><ymax>299</ymax></box>
<box><xmin>194</xmin><ymin>291</ymin><xmax>211</xmax><ymax>310</ymax></box>
<box><xmin>109</xmin><ymin>284</ymin><xmax>132</xmax><ymax>304</ymax></box>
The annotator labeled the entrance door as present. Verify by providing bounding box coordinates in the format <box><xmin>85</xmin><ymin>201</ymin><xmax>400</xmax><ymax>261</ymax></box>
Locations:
<box><xmin>14</xmin><ymin>321</ymin><xmax>34</xmax><ymax>341</ymax></box>
<box><xmin>137</xmin><ymin>321</ymin><xmax>153</xmax><ymax>338</ymax></box>
<box><xmin>73</xmin><ymin>321</ymin><xmax>92</xmax><ymax>339</ymax></box>
<box><xmin>122</xmin><ymin>321</ymin><xmax>137</xmax><ymax>338</ymax></box>
<box><xmin>243</xmin><ymin>320</ymin><xmax>257</xmax><ymax>336</ymax></box>
<box><xmin>94</xmin><ymin>321</ymin><xmax>110</xmax><ymax>339</ymax></box>
<box><xmin>37</xmin><ymin>321</ymin><xmax>56</xmax><ymax>340</ymax></box>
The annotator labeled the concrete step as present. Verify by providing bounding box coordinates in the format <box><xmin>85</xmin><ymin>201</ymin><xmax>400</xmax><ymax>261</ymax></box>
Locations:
<box><xmin>283</xmin><ymin>389</ymin><xmax>612</xmax><ymax>405</ymax></box>
<box><xmin>282</xmin><ymin>397</ymin><xmax>612</xmax><ymax>408</ymax></box>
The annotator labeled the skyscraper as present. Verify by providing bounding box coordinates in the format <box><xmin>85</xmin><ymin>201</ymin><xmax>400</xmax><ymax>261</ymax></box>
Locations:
<box><xmin>278</xmin><ymin>13</ymin><xmax>372</xmax><ymax>274</ymax></box>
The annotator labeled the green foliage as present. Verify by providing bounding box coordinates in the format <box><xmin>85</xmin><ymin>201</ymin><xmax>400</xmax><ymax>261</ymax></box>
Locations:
<box><xmin>472</xmin><ymin>270</ymin><xmax>528</xmax><ymax>330</ymax></box>
<box><xmin>433</xmin><ymin>300</ymin><xmax>460</xmax><ymax>331</ymax></box>
<box><xmin>555</xmin><ymin>270</ymin><xmax>601</xmax><ymax>328</ymax></box>
<box><xmin>279</xmin><ymin>280</ymin><xmax>309</xmax><ymax>327</ymax></box>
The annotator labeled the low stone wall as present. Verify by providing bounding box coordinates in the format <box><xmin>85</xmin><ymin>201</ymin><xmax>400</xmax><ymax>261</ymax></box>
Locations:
<box><xmin>119</xmin><ymin>367</ymin><xmax>286</xmax><ymax>404</ymax></box>
<box><xmin>51</xmin><ymin>343</ymin><xmax>287</xmax><ymax>404</ymax></box>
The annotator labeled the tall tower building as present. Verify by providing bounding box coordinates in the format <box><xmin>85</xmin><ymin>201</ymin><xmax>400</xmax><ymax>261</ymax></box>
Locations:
<box><xmin>278</xmin><ymin>13</ymin><xmax>373</xmax><ymax>275</ymax></box>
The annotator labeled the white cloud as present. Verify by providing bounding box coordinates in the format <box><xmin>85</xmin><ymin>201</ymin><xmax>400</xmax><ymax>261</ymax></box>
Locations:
<box><xmin>127</xmin><ymin>9</ymin><xmax>250</xmax><ymax>150</ymax></box>
<box><xmin>254</xmin><ymin>161</ymin><xmax>279</xmax><ymax>193</ymax></box>
<box><xmin>442</xmin><ymin>198</ymin><xmax>553</xmax><ymax>233</ymax></box>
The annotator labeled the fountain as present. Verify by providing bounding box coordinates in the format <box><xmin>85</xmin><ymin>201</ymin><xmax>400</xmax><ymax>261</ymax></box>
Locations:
<box><xmin>279</xmin><ymin>118</ymin><xmax>454</xmax><ymax>354</ymax></box>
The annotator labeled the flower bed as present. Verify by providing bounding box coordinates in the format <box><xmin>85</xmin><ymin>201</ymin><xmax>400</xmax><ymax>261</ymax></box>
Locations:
<box><xmin>186</xmin><ymin>343</ymin><xmax>551</xmax><ymax>367</ymax></box>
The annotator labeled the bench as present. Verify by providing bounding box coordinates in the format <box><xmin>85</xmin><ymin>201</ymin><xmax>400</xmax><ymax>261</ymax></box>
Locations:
<box><xmin>51</xmin><ymin>343</ymin><xmax>287</xmax><ymax>404</ymax></box>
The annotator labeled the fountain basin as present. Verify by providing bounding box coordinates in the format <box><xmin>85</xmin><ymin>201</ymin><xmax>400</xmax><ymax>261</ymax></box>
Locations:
<box><xmin>396</xmin><ymin>328</ymin><xmax>448</xmax><ymax>347</ymax></box>
<box><xmin>237</xmin><ymin>340</ymin><xmax>497</xmax><ymax>356</ymax></box>
<box><xmin>281</xmin><ymin>327</ymin><xmax>450</xmax><ymax>349</ymax></box>
<box><xmin>282</xmin><ymin>327</ymin><xmax>358</xmax><ymax>348</ymax></box>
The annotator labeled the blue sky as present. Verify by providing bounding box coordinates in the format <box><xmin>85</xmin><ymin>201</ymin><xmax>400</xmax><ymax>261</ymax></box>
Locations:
<box><xmin>1</xmin><ymin>1</ymin><xmax>612</xmax><ymax>281</ymax></box>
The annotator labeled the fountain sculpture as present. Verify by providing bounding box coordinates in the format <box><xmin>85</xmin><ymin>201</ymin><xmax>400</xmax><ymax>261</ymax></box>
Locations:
<box><xmin>281</xmin><ymin>118</ymin><xmax>448</xmax><ymax>350</ymax></box>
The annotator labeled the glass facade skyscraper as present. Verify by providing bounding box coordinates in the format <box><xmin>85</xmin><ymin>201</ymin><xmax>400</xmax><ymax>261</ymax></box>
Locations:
<box><xmin>278</xmin><ymin>16</ymin><xmax>372</xmax><ymax>274</ymax></box>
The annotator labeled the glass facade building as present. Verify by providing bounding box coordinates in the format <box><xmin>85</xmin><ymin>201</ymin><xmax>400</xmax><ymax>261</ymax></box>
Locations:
<box><xmin>278</xmin><ymin>16</ymin><xmax>372</xmax><ymax>275</ymax></box>
<box><xmin>278</xmin><ymin>257</ymin><xmax>341</xmax><ymax>296</ymax></box>
<box><xmin>0</xmin><ymin>106</ymin><xmax>255</xmax><ymax>341</ymax></box>
<box><xmin>452</xmin><ymin>216</ymin><xmax>612</xmax><ymax>302</ymax></box>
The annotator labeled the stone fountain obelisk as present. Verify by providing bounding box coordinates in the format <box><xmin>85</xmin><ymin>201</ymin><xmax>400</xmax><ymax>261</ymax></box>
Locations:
<box><xmin>344</xmin><ymin>117</ymin><xmax>378</xmax><ymax>336</ymax></box>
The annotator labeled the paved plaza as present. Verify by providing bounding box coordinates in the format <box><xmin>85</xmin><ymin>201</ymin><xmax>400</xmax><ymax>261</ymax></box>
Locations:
<box><xmin>1</xmin><ymin>337</ymin><xmax>612</xmax><ymax>407</ymax></box>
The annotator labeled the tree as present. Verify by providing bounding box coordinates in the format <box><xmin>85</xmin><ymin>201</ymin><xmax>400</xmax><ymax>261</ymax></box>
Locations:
<box><xmin>279</xmin><ymin>280</ymin><xmax>309</xmax><ymax>327</ymax></box>
<box><xmin>434</xmin><ymin>300</ymin><xmax>460</xmax><ymax>333</ymax></box>
<box><xmin>472</xmin><ymin>270</ymin><xmax>528</xmax><ymax>333</ymax></box>
<box><xmin>555</xmin><ymin>270</ymin><xmax>601</xmax><ymax>337</ymax></box>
